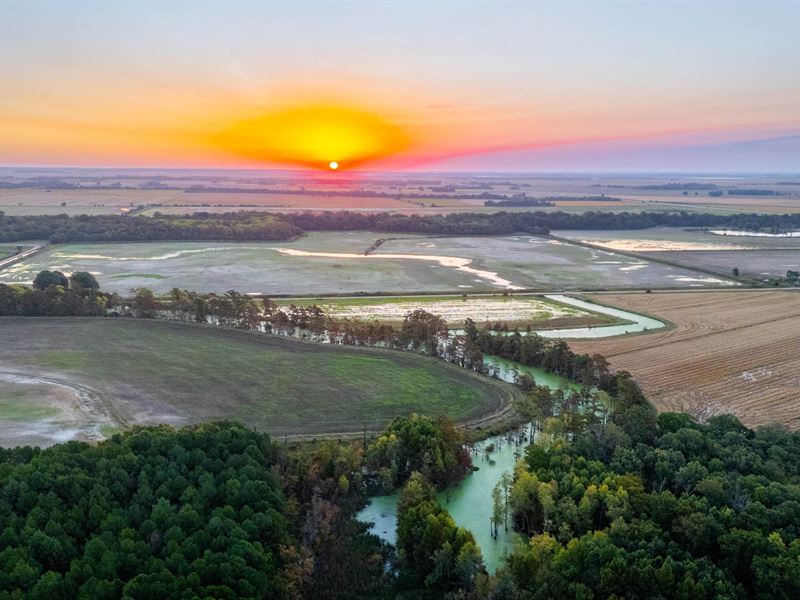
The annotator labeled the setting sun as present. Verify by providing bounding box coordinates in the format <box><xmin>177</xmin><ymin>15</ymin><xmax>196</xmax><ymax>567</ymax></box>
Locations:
<box><xmin>212</xmin><ymin>104</ymin><xmax>410</xmax><ymax>170</ymax></box>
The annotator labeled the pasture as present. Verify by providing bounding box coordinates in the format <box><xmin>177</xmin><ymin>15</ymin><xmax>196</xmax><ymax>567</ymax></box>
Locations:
<box><xmin>0</xmin><ymin>318</ymin><xmax>521</xmax><ymax>447</ymax></box>
<box><xmin>569</xmin><ymin>290</ymin><xmax>800</xmax><ymax>429</ymax></box>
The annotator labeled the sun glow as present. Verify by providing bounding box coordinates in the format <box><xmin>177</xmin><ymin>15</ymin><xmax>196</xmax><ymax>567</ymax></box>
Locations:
<box><xmin>213</xmin><ymin>104</ymin><xmax>410</xmax><ymax>170</ymax></box>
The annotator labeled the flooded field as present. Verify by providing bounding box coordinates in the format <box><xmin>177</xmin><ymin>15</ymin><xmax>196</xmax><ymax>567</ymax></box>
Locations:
<box><xmin>285</xmin><ymin>294</ymin><xmax>610</xmax><ymax>328</ymax></box>
<box><xmin>0</xmin><ymin>373</ymin><xmax>118</xmax><ymax>446</ymax></box>
<box><xmin>557</xmin><ymin>227</ymin><xmax>800</xmax><ymax>250</ymax></box>
<box><xmin>1</xmin><ymin>231</ymin><xmax>739</xmax><ymax>295</ymax></box>
<box><xmin>376</xmin><ymin>235</ymin><xmax>736</xmax><ymax>289</ymax></box>
<box><xmin>556</xmin><ymin>228</ymin><xmax>799</xmax><ymax>280</ymax></box>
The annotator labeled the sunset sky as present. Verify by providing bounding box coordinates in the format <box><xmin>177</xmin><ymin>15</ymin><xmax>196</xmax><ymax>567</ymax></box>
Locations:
<box><xmin>1</xmin><ymin>1</ymin><xmax>798</xmax><ymax>171</ymax></box>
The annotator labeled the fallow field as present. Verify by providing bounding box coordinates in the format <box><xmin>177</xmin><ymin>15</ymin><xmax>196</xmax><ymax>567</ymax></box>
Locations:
<box><xmin>0</xmin><ymin>318</ymin><xmax>522</xmax><ymax>447</ymax></box>
<box><xmin>569</xmin><ymin>290</ymin><xmax>800</xmax><ymax>429</ymax></box>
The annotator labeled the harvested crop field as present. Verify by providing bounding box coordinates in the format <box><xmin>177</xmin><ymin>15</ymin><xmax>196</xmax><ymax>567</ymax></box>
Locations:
<box><xmin>0</xmin><ymin>318</ymin><xmax>521</xmax><ymax>447</ymax></box>
<box><xmin>569</xmin><ymin>290</ymin><xmax>800</xmax><ymax>429</ymax></box>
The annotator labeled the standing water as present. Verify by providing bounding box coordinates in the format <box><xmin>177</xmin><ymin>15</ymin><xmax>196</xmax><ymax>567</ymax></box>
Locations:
<box><xmin>356</xmin><ymin>359</ymin><xmax>581</xmax><ymax>572</ymax></box>
<box><xmin>357</xmin><ymin>424</ymin><xmax>534</xmax><ymax>572</ymax></box>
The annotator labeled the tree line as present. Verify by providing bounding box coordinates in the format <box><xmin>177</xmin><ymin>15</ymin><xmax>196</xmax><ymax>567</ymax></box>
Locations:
<box><xmin>0</xmin><ymin>212</ymin><xmax>302</xmax><ymax>243</ymax></box>
<box><xmin>0</xmin><ymin>271</ymin><xmax>110</xmax><ymax>317</ymax></box>
<box><xmin>5</xmin><ymin>209</ymin><xmax>800</xmax><ymax>243</ymax></box>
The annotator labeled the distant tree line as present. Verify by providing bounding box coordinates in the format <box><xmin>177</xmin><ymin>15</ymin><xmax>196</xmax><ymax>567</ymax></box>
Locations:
<box><xmin>727</xmin><ymin>189</ymin><xmax>782</xmax><ymax>196</ymax></box>
<box><xmin>185</xmin><ymin>185</ymin><xmax>541</xmax><ymax>203</ymax></box>
<box><xmin>5</xmin><ymin>209</ymin><xmax>800</xmax><ymax>244</ymax></box>
<box><xmin>484</xmin><ymin>195</ymin><xmax>622</xmax><ymax>207</ymax></box>
<box><xmin>0</xmin><ymin>212</ymin><xmax>302</xmax><ymax>243</ymax></box>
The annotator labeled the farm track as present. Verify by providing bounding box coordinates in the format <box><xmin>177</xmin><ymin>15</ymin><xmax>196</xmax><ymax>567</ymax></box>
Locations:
<box><xmin>0</xmin><ymin>244</ymin><xmax>43</xmax><ymax>270</ymax></box>
<box><xmin>570</xmin><ymin>290</ymin><xmax>800</xmax><ymax>429</ymax></box>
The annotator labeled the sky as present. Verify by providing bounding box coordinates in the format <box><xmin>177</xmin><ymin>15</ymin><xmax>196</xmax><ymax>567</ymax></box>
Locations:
<box><xmin>1</xmin><ymin>1</ymin><xmax>798</xmax><ymax>172</ymax></box>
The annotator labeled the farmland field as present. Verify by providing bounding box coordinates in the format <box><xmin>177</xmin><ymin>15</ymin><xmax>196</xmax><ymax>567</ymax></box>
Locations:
<box><xmin>649</xmin><ymin>250</ymin><xmax>800</xmax><ymax>280</ymax></box>
<box><xmin>3</xmin><ymin>171</ymin><xmax>799</xmax><ymax>216</ymax></box>
<box><xmin>569</xmin><ymin>290</ymin><xmax>800</xmax><ymax>429</ymax></box>
<box><xmin>0</xmin><ymin>318</ymin><xmax>521</xmax><ymax>447</ymax></box>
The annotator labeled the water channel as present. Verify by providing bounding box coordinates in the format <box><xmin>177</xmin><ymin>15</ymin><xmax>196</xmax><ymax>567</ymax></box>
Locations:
<box><xmin>356</xmin><ymin>296</ymin><xmax>665</xmax><ymax>572</ymax></box>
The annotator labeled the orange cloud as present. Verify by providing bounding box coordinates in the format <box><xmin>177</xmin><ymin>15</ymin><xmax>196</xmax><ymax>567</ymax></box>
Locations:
<box><xmin>210</xmin><ymin>104</ymin><xmax>411</xmax><ymax>170</ymax></box>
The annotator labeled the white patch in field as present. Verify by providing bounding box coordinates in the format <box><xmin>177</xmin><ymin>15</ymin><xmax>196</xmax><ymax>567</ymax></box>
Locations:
<box><xmin>583</xmin><ymin>239</ymin><xmax>752</xmax><ymax>252</ymax></box>
<box><xmin>274</xmin><ymin>248</ymin><xmax>524</xmax><ymax>289</ymax></box>
<box><xmin>318</xmin><ymin>297</ymin><xmax>585</xmax><ymax>324</ymax></box>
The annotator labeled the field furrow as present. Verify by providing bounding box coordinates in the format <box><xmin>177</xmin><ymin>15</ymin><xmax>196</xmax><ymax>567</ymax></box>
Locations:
<box><xmin>571</xmin><ymin>290</ymin><xmax>800</xmax><ymax>429</ymax></box>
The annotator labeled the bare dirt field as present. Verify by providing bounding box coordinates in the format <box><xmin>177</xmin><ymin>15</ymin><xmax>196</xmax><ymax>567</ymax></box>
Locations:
<box><xmin>569</xmin><ymin>290</ymin><xmax>800</xmax><ymax>429</ymax></box>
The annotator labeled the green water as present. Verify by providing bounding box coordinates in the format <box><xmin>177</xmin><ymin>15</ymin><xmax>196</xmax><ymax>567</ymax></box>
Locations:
<box><xmin>356</xmin><ymin>356</ymin><xmax>582</xmax><ymax>573</ymax></box>
<box><xmin>483</xmin><ymin>355</ymin><xmax>581</xmax><ymax>389</ymax></box>
<box><xmin>356</xmin><ymin>424</ymin><xmax>533</xmax><ymax>572</ymax></box>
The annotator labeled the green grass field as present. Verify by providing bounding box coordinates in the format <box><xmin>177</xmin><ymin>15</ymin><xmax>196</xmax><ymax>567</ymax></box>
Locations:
<box><xmin>0</xmin><ymin>318</ymin><xmax>521</xmax><ymax>446</ymax></box>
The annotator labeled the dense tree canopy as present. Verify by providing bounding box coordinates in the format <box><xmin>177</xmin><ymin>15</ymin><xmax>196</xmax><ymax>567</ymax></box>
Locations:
<box><xmin>32</xmin><ymin>270</ymin><xmax>68</xmax><ymax>290</ymax></box>
<box><xmin>69</xmin><ymin>271</ymin><xmax>100</xmax><ymax>290</ymax></box>
<box><xmin>499</xmin><ymin>410</ymin><xmax>800</xmax><ymax>599</ymax></box>
<box><xmin>0</xmin><ymin>423</ymin><xmax>291</xmax><ymax>599</ymax></box>
<box><xmin>0</xmin><ymin>280</ymin><xmax>110</xmax><ymax>317</ymax></box>
<box><xmin>366</xmin><ymin>414</ymin><xmax>472</xmax><ymax>492</ymax></box>
<box><xmin>396</xmin><ymin>473</ymin><xmax>485</xmax><ymax>595</ymax></box>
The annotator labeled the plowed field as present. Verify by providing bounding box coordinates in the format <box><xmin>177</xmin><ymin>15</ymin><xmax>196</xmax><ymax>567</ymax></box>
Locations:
<box><xmin>570</xmin><ymin>290</ymin><xmax>800</xmax><ymax>429</ymax></box>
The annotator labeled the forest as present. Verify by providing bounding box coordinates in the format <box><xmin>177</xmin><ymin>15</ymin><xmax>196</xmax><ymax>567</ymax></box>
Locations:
<box><xmin>4</xmin><ymin>403</ymin><xmax>797</xmax><ymax>598</ymax></box>
<box><xmin>499</xmin><ymin>410</ymin><xmax>800</xmax><ymax>599</ymax></box>
<box><xmin>0</xmin><ymin>416</ymin><xmax>478</xmax><ymax>599</ymax></box>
